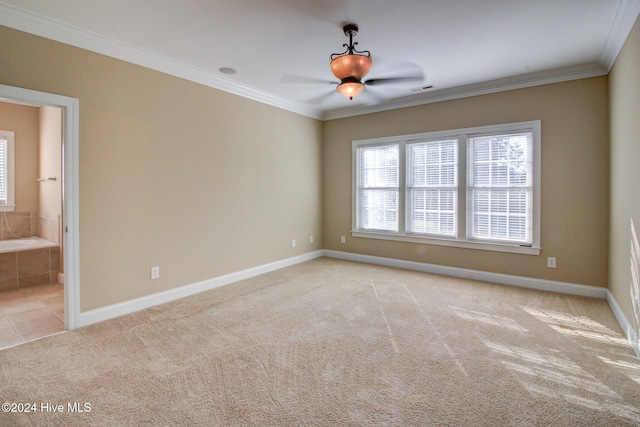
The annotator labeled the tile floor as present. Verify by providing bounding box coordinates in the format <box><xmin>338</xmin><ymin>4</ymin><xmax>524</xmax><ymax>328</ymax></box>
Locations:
<box><xmin>0</xmin><ymin>283</ymin><xmax>64</xmax><ymax>350</ymax></box>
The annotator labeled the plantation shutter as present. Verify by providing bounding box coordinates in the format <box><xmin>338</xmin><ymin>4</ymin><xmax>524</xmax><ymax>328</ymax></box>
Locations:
<box><xmin>469</xmin><ymin>132</ymin><xmax>533</xmax><ymax>243</ymax></box>
<box><xmin>0</xmin><ymin>138</ymin><xmax>6</xmax><ymax>204</ymax></box>
<box><xmin>407</xmin><ymin>140</ymin><xmax>457</xmax><ymax>236</ymax></box>
<box><xmin>357</xmin><ymin>144</ymin><xmax>399</xmax><ymax>232</ymax></box>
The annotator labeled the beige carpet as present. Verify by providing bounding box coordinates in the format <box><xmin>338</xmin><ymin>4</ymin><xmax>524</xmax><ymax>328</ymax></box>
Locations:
<box><xmin>1</xmin><ymin>257</ymin><xmax>639</xmax><ymax>426</ymax></box>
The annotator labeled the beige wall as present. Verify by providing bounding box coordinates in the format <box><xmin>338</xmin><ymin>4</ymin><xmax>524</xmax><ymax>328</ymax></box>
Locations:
<box><xmin>0</xmin><ymin>26</ymin><xmax>323</xmax><ymax>311</ymax></box>
<box><xmin>323</xmin><ymin>77</ymin><xmax>610</xmax><ymax>287</ymax></box>
<box><xmin>0</xmin><ymin>101</ymin><xmax>39</xmax><ymax>214</ymax></box>
<box><xmin>609</xmin><ymin>16</ymin><xmax>640</xmax><ymax>336</ymax></box>
<box><xmin>0</xmin><ymin>21</ymin><xmax>622</xmax><ymax>316</ymax></box>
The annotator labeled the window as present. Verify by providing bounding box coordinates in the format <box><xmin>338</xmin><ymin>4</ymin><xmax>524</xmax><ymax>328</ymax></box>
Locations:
<box><xmin>407</xmin><ymin>139</ymin><xmax>458</xmax><ymax>236</ymax></box>
<box><xmin>356</xmin><ymin>144</ymin><xmax>399</xmax><ymax>232</ymax></box>
<box><xmin>469</xmin><ymin>132</ymin><xmax>533</xmax><ymax>243</ymax></box>
<box><xmin>352</xmin><ymin>121</ymin><xmax>540</xmax><ymax>255</ymax></box>
<box><xmin>0</xmin><ymin>130</ymin><xmax>15</xmax><ymax>212</ymax></box>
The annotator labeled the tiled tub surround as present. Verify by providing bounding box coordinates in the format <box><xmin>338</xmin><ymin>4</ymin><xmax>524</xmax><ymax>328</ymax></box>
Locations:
<box><xmin>0</xmin><ymin>238</ymin><xmax>60</xmax><ymax>291</ymax></box>
<box><xmin>38</xmin><ymin>213</ymin><xmax>60</xmax><ymax>244</ymax></box>
<box><xmin>0</xmin><ymin>211</ymin><xmax>60</xmax><ymax>243</ymax></box>
<box><xmin>1</xmin><ymin>211</ymin><xmax>39</xmax><ymax>240</ymax></box>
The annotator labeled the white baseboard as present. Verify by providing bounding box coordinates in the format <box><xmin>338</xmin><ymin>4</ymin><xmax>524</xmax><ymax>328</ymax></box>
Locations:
<box><xmin>77</xmin><ymin>248</ymin><xmax>640</xmax><ymax>361</ymax></box>
<box><xmin>606</xmin><ymin>290</ymin><xmax>640</xmax><ymax>359</ymax></box>
<box><xmin>323</xmin><ymin>250</ymin><xmax>607</xmax><ymax>298</ymax></box>
<box><xmin>325</xmin><ymin>250</ymin><xmax>640</xmax><ymax>359</ymax></box>
<box><xmin>78</xmin><ymin>250</ymin><xmax>324</xmax><ymax>327</ymax></box>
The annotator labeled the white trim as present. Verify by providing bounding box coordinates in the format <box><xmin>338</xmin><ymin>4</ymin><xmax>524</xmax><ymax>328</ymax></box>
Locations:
<box><xmin>0</xmin><ymin>84</ymin><xmax>80</xmax><ymax>330</ymax></box>
<box><xmin>0</xmin><ymin>3</ymin><xmax>323</xmax><ymax>121</ymax></box>
<box><xmin>322</xmin><ymin>63</ymin><xmax>608</xmax><ymax>120</ymax></box>
<box><xmin>606</xmin><ymin>290</ymin><xmax>640</xmax><ymax>359</ymax></box>
<box><xmin>324</xmin><ymin>250</ymin><xmax>607</xmax><ymax>299</ymax></box>
<box><xmin>54</xmin><ymin>242</ymin><xmax>640</xmax><ymax>361</ymax></box>
<box><xmin>78</xmin><ymin>250</ymin><xmax>324</xmax><ymax>327</ymax></box>
<box><xmin>325</xmin><ymin>249</ymin><xmax>640</xmax><ymax>359</ymax></box>
<box><xmin>351</xmin><ymin>231</ymin><xmax>541</xmax><ymax>255</ymax></box>
<box><xmin>63</xmin><ymin>96</ymin><xmax>81</xmax><ymax>330</ymax></box>
<box><xmin>599</xmin><ymin>0</ymin><xmax>640</xmax><ymax>71</ymax></box>
<box><xmin>0</xmin><ymin>3</ymin><xmax>630</xmax><ymax>121</ymax></box>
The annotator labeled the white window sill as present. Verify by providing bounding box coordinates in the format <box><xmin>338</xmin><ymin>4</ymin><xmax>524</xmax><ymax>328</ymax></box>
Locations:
<box><xmin>351</xmin><ymin>231</ymin><xmax>541</xmax><ymax>255</ymax></box>
<box><xmin>0</xmin><ymin>204</ymin><xmax>16</xmax><ymax>212</ymax></box>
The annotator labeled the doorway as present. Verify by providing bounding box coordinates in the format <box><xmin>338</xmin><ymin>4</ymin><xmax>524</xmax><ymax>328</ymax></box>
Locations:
<box><xmin>0</xmin><ymin>84</ymin><xmax>80</xmax><ymax>337</ymax></box>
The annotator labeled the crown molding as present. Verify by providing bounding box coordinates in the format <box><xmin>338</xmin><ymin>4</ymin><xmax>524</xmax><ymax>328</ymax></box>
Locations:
<box><xmin>1</xmin><ymin>2</ymin><xmax>636</xmax><ymax>121</ymax></box>
<box><xmin>0</xmin><ymin>3</ymin><xmax>324</xmax><ymax>120</ymax></box>
<box><xmin>322</xmin><ymin>62</ymin><xmax>608</xmax><ymax>120</ymax></box>
<box><xmin>599</xmin><ymin>0</ymin><xmax>640</xmax><ymax>71</ymax></box>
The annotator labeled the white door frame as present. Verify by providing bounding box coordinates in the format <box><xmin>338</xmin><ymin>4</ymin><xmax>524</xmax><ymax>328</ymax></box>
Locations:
<box><xmin>0</xmin><ymin>84</ymin><xmax>80</xmax><ymax>329</ymax></box>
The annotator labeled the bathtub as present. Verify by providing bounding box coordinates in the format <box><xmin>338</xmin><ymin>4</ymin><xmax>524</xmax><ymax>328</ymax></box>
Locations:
<box><xmin>0</xmin><ymin>237</ymin><xmax>60</xmax><ymax>290</ymax></box>
<box><xmin>0</xmin><ymin>237</ymin><xmax>58</xmax><ymax>253</ymax></box>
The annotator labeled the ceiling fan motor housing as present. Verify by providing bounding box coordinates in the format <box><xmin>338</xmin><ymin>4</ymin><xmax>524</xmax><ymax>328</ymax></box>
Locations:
<box><xmin>343</xmin><ymin>23</ymin><xmax>359</xmax><ymax>36</ymax></box>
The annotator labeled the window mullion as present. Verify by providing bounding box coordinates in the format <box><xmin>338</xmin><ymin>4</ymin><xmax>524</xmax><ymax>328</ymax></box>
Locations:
<box><xmin>458</xmin><ymin>134</ymin><xmax>467</xmax><ymax>240</ymax></box>
<box><xmin>398</xmin><ymin>141</ymin><xmax>406</xmax><ymax>235</ymax></box>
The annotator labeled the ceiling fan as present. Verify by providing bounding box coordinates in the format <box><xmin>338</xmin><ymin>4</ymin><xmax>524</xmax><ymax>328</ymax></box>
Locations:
<box><xmin>282</xmin><ymin>23</ymin><xmax>425</xmax><ymax>103</ymax></box>
<box><xmin>329</xmin><ymin>23</ymin><xmax>424</xmax><ymax>100</ymax></box>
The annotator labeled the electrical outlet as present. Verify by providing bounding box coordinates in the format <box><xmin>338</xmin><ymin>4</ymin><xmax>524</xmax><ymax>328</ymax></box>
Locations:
<box><xmin>310</xmin><ymin>235</ymin><xmax>314</xmax><ymax>244</ymax></box>
<box><xmin>340</xmin><ymin>235</ymin><xmax>346</xmax><ymax>244</ymax></box>
<box><xmin>547</xmin><ymin>257</ymin><xmax>556</xmax><ymax>269</ymax></box>
<box><xmin>151</xmin><ymin>266</ymin><xmax>160</xmax><ymax>279</ymax></box>
<box><xmin>292</xmin><ymin>239</ymin><xmax>296</xmax><ymax>248</ymax></box>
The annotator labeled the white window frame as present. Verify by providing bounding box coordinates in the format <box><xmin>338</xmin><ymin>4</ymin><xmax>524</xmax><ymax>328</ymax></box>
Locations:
<box><xmin>0</xmin><ymin>130</ymin><xmax>15</xmax><ymax>212</ymax></box>
<box><xmin>352</xmin><ymin>121</ymin><xmax>541</xmax><ymax>255</ymax></box>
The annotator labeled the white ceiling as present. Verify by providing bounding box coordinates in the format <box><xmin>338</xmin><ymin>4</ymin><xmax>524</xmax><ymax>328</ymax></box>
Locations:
<box><xmin>1</xmin><ymin>0</ymin><xmax>638</xmax><ymax>120</ymax></box>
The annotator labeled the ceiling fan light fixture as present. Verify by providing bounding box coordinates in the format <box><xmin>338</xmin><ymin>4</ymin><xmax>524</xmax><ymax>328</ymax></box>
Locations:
<box><xmin>330</xmin><ymin>23</ymin><xmax>371</xmax><ymax>100</ymax></box>
<box><xmin>330</xmin><ymin>54</ymin><xmax>372</xmax><ymax>80</ymax></box>
<box><xmin>336</xmin><ymin>77</ymin><xmax>366</xmax><ymax>100</ymax></box>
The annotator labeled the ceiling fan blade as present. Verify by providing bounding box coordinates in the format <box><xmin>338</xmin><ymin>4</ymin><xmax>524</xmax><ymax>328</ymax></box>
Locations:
<box><xmin>281</xmin><ymin>74</ymin><xmax>337</xmax><ymax>85</ymax></box>
<box><xmin>304</xmin><ymin>90</ymin><xmax>338</xmax><ymax>104</ymax></box>
<box><xmin>371</xmin><ymin>59</ymin><xmax>423</xmax><ymax>74</ymax></box>
<box><xmin>362</xmin><ymin>87</ymin><xmax>386</xmax><ymax>102</ymax></box>
<box><xmin>364</xmin><ymin>75</ymin><xmax>424</xmax><ymax>86</ymax></box>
